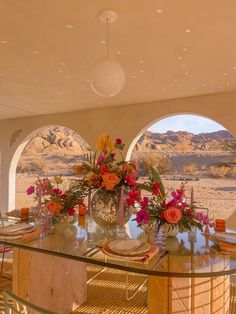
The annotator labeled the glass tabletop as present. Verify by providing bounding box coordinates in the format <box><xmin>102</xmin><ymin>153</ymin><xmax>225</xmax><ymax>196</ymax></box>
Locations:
<box><xmin>1</xmin><ymin>215</ymin><xmax>236</xmax><ymax>278</ymax></box>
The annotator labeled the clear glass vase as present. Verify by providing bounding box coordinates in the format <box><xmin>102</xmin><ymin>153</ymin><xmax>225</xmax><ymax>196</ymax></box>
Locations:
<box><xmin>91</xmin><ymin>186</ymin><xmax>132</xmax><ymax>229</ymax></box>
<box><xmin>34</xmin><ymin>206</ymin><xmax>53</xmax><ymax>237</ymax></box>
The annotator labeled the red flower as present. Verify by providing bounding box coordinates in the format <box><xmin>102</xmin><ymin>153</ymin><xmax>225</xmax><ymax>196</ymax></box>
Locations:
<box><xmin>52</xmin><ymin>188</ymin><xmax>62</xmax><ymax>195</ymax></box>
<box><xmin>60</xmin><ymin>193</ymin><xmax>67</xmax><ymax>200</ymax></box>
<box><xmin>99</xmin><ymin>165</ymin><xmax>109</xmax><ymax>175</ymax></box>
<box><xmin>126</xmin><ymin>189</ymin><xmax>141</xmax><ymax>206</ymax></box>
<box><xmin>152</xmin><ymin>183</ymin><xmax>160</xmax><ymax>195</ymax></box>
<box><xmin>67</xmin><ymin>208</ymin><xmax>75</xmax><ymax>216</ymax></box>
<box><xmin>160</xmin><ymin>213</ymin><xmax>165</xmax><ymax>219</ymax></box>
<box><xmin>115</xmin><ymin>138</ymin><xmax>122</xmax><ymax>145</ymax></box>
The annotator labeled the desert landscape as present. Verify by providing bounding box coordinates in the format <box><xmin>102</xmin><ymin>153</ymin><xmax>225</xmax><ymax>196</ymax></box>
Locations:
<box><xmin>15</xmin><ymin>127</ymin><xmax>236</xmax><ymax>227</ymax></box>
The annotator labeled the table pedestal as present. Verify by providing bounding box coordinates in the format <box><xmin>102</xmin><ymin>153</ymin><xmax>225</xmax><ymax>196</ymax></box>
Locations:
<box><xmin>148</xmin><ymin>255</ymin><xmax>230</xmax><ymax>314</ymax></box>
<box><xmin>13</xmin><ymin>248</ymin><xmax>87</xmax><ymax>314</ymax></box>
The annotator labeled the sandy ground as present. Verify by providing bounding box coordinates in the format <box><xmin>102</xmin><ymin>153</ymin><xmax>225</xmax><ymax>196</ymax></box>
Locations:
<box><xmin>15</xmin><ymin>174</ymin><xmax>236</xmax><ymax>225</ymax></box>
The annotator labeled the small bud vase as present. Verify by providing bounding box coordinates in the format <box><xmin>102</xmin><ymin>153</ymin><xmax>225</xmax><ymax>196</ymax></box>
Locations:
<box><xmin>147</xmin><ymin>221</ymin><xmax>166</xmax><ymax>251</ymax></box>
<box><xmin>34</xmin><ymin>206</ymin><xmax>53</xmax><ymax>237</ymax></box>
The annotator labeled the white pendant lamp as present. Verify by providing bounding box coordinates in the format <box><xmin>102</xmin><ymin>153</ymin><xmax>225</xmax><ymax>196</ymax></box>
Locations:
<box><xmin>89</xmin><ymin>10</ymin><xmax>125</xmax><ymax>97</ymax></box>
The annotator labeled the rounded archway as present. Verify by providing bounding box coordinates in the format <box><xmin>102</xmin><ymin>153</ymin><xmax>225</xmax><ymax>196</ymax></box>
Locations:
<box><xmin>9</xmin><ymin>125</ymin><xmax>91</xmax><ymax>209</ymax></box>
<box><xmin>128</xmin><ymin>114</ymin><xmax>236</xmax><ymax>221</ymax></box>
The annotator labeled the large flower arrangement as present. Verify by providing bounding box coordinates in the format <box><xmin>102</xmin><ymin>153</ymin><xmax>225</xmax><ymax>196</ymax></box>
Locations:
<box><xmin>75</xmin><ymin>134</ymin><xmax>139</xmax><ymax>202</ymax></box>
<box><xmin>135</xmin><ymin>168</ymin><xmax>211</xmax><ymax>232</ymax></box>
<box><xmin>27</xmin><ymin>176</ymin><xmax>87</xmax><ymax>216</ymax></box>
<box><xmin>73</xmin><ymin>134</ymin><xmax>141</xmax><ymax>227</ymax></box>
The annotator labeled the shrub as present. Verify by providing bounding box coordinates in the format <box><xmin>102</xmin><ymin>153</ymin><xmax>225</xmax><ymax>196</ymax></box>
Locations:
<box><xmin>138</xmin><ymin>153</ymin><xmax>172</xmax><ymax>175</ymax></box>
<box><xmin>183</xmin><ymin>163</ymin><xmax>197</xmax><ymax>174</ymax></box>
<box><xmin>209</xmin><ymin>165</ymin><xmax>231</xmax><ymax>178</ymax></box>
<box><xmin>17</xmin><ymin>156</ymin><xmax>46</xmax><ymax>175</ymax></box>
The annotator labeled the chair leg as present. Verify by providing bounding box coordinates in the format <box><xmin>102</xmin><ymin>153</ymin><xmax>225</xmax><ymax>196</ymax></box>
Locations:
<box><xmin>0</xmin><ymin>246</ymin><xmax>12</xmax><ymax>280</ymax></box>
<box><xmin>0</xmin><ymin>248</ymin><xmax>5</xmax><ymax>277</ymax></box>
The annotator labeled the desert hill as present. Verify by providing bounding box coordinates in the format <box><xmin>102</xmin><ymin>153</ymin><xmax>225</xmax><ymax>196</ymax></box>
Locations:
<box><xmin>134</xmin><ymin>130</ymin><xmax>235</xmax><ymax>154</ymax></box>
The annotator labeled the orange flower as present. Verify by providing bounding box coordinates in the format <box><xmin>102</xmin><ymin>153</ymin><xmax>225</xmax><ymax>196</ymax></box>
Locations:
<box><xmin>163</xmin><ymin>207</ymin><xmax>182</xmax><ymax>224</ymax></box>
<box><xmin>102</xmin><ymin>172</ymin><xmax>121</xmax><ymax>190</ymax></box>
<box><xmin>45</xmin><ymin>201</ymin><xmax>63</xmax><ymax>215</ymax></box>
<box><xmin>96</xmin><ymin>134</ymin><xmax>115</xmax><ymax>151</ymax></box>
<box><xmin>75</xmin><ymin>165</ymin><xmax>84</xmax><ymax>175</ymax></box>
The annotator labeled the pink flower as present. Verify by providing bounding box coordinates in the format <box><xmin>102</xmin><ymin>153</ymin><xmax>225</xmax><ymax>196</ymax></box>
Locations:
<box><xmin>136</xmin><ymin>209</ymin><xmax>149</xmax><ymax>225</ymax></box>
<box><xmin>140</xmin><ymin>197</ymin><xmax>149</xmax><ymax>209</ymax></box>
<box><xmin>97</xmin><ymin>155</ymin><xmax>105</xmax><ymax>165</ymax></box>
<box><xmin>26</xmin><ymin>186</ymin><xmax>35</xmax><ymax>195</ymax></box>
<box><xmin>39</xmin><ymin>178</ymin><xmax>51</xmax><ymax>196</ymax></box>
<box><xmin>125</xmin><ymin>173</ymin><xmax>137</xmax><ymax>186</ymax></box>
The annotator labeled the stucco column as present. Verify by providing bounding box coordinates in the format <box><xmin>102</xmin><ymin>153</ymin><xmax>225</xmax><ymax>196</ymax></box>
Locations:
<box><xmin>0</xmin><ymin>146</ymin><xmax>14</xmax><ymax>212</ymax></box>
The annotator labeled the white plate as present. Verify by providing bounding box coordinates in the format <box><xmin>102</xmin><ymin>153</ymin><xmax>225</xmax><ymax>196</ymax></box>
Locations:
<box><xmin>108</xmin><ymin>239</ymin><xmax>150</xmax><ymax>256</ymax></box>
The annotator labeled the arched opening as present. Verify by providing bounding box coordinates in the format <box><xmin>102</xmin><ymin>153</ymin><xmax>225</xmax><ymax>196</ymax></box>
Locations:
<box><xmin>128</xmin><ymin>114</ymin><xmax>236</xmax><ymax>221</ymax></box>
<box><xmin>10</xmin><ymin>125</ymin><xmax>91</xmax><ymax>210</ymax></box>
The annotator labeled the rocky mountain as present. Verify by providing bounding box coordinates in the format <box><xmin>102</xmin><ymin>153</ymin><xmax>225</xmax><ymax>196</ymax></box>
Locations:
<box><xmin>133</xmin><ymin>130</ymin><xmax>235</xmax><ymax>154</ymax></box>
<box><xmin>22</xmin><ymin>126</ymin><xmax>91</xmax><ymax>155</ymax></box>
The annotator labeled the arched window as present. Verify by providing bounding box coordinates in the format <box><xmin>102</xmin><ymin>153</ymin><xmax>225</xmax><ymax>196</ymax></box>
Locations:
<box><xmin>129</xmin><ymin>114</ymin><xmax>236</xmax><ymax>221</ymax></box>
<box><xmin>11</xmin><ymin>125</ymin><xmax>91</xmax><ymax>209</ymax></box>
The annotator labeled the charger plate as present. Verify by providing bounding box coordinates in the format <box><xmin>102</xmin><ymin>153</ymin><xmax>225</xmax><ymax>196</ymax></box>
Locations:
<box><xmin>107</xmin><ymin>239</ymin><xmax>150</xmax><ymax>256</ymax></box>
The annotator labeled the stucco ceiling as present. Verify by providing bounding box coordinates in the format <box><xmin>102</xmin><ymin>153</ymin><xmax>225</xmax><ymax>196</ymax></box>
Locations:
<box><xmin>0</xmin><ymin>0</ymin><xmax>236</xmax><ymax>119</ymax></box>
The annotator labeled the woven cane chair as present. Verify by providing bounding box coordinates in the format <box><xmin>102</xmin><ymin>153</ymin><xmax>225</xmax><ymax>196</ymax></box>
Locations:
<box><xmin>3</xmin><ymin>289</ymin><xmax>58</xmax><ymax>314</ymax></box>
<box><xmin>0</xmin><ymin>211</ymin><xmax>13</xmax><ymax>279</ymax></box>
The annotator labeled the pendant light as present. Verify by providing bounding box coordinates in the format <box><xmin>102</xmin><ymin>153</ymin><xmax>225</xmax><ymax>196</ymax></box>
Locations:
<box><xmin>89</xmin><ymin>10</ymin><xmax>125</xmax><ymax>97</ymax></box>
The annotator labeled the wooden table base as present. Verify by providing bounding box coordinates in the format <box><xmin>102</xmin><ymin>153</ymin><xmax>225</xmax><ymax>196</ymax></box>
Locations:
<box><xmin>13</xmin><ymin>248</ymin><xmax>87</xmax><ymax>314</ymax></box>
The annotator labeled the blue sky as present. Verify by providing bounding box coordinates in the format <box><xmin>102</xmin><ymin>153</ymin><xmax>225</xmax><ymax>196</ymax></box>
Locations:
<box><xmin>148</xmin><ymin>114</ymin><xmax>226</xmax><ymax>134</ymax></box>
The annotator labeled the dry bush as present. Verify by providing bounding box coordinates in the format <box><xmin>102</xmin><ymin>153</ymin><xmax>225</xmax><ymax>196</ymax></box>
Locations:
<box><xmin>183</xmin><ymin>163</ymin><xmax>197</xmax><ymax>174</ymax></box>
<box><xmin>175</xmin><ymin>140</ymin><xmax>193</xmax><ymax>152</ymax></box>
<box><xmin>209</xmin><ymin>165</ymin><xmax>231</xmax><ymax>178</ymax></box>
<box><xmin>17</xmin><ymin>156</ymin><xmax>46</xmax><ymax>175</ymax></box>
<box><xmin>138</xmin><ymin>153</ymin><xmax>171</xmax><ymax>175</ymax></box>
<box><xmin>230</xmin><ymin>166</ymin><xmax>236</xmax><ymax>177</ymax></box>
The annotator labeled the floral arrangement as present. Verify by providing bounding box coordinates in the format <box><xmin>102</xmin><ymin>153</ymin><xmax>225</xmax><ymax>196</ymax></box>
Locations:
<box><xmin>75</xmin><ymin>134</ymin><xmax>139</xmax><ymax>202</ymax></box>
<box><xmin>26</xmin><ymin>176</ymin><xmax>87</xmax><ymax>216</ymax></box>
<box><xmin>135</xmin><ymin>168</ymin><xmax>211</xmax><ymax>232</ymax></box>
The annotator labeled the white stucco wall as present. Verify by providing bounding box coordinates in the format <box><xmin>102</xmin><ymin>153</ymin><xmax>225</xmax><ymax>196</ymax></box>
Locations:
<box><xmin>1</xmin><ymin>90</ymin><xmax>235</xmax><ymax>211</ymax></box>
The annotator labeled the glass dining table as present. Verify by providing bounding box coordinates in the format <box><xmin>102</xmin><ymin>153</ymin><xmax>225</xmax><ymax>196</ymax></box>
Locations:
<box><xmin>1</xmin><ymin>215</ymin><xmax>236</xmax><ymax>313</ymax></box>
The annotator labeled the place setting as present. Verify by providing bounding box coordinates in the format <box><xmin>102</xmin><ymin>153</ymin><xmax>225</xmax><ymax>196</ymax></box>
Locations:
<box><xmin>209</xmin><ymin>219</ymin><xmax>236</xmax><ymax>255</ymax></box>
<box><xmin>0</xmin><ymin>222</ymin><xmax>36</xmax><ymax>240</ymax></box>
<box><xmin>100</xmin><ymin>239</ymin><xmax>160</xmax><ymax>262</ymax></box>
